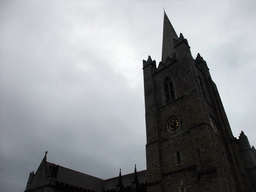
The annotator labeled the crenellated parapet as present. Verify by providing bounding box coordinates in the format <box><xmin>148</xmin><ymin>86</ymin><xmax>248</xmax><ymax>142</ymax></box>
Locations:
<box><xmin>237</xmin><ymin>131</ymin><xmax>256</xmax><ymax>168</ymax></box>
<box><xmin>173</xmin><ymin>33</ymin><xmax>190</xmax><ymax>49</ymax></box>
<box><xmin>195</xmin><ymin>53</ymin><xmax>209</xmax><ymax>71</ymax></box>
<box><xmin>237</xmin><ymin>131</ymin><xmax>256</xmax><ymax>189</ymax></box>
<box><xmin>238</xmin><ymin>131</ymin><xmax>253</xmax><ymax>152</ymax></box>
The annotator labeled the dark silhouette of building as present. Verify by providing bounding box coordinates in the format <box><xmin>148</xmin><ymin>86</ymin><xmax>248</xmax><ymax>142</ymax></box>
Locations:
<box><xmin>25</xmin><ymin>152</ymin><xmax>146</xmax><ymax>192</ymax></box>
<box><xmin>24</xmin><ymin>13</ymin><xmax>256</xmax><ymax>192</ymax></box>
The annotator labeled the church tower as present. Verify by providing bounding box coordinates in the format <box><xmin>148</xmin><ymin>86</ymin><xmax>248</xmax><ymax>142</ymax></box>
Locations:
<box><xmin>143</xmin><ymin>13</ymin><xmax>254</xmax><ymax>192</ymax></box>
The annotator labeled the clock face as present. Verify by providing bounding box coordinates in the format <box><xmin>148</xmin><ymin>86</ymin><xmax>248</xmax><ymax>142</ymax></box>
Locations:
<box><xmin>167</xmin><ymin>117</ymin><xmax>180</xmax><ymax>131</ymax></box>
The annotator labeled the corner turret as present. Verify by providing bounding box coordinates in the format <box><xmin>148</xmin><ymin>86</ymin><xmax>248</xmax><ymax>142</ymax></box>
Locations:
<box><xmin>237</xmin><ymin>131</ymin><xmax>256</xmax><ymax>189</ymax></box>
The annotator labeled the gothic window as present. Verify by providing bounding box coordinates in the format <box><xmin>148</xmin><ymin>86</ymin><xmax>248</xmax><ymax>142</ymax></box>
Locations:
<box><xmin>164</xmin><ymin>77</ymin><xmax>175</xmax><ymax>103</ymax></box>
<box><xmin>177</xmin><ymin>151</ymin><xmax>181</xmax><ymax>164</ymax></box>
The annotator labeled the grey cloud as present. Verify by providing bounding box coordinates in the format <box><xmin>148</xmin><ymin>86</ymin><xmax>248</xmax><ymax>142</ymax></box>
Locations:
<box><xmin>1</xmin><ymin>1</ymin><xmax>256</xmax><ymax>192</ymax></box>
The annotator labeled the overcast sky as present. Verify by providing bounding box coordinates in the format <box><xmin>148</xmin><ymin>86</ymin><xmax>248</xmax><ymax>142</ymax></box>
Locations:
<box><xmin>1</xmin><ymin>0</ymin><xmax>256</xmax><ymax>191</ymax></box>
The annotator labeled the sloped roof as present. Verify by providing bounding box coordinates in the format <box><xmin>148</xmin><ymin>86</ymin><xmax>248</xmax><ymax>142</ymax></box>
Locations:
<box><xmin>102</xmin><ymin>170</ymin><xmax>147</xmax><ymax>191</ymax></box>
<box><xmin>51</xmin><ymin>162</ymin><xmax>104</xmax><ymax>191</ymax></box>
<box><xmin>26</xmin><ymin>154</ymin><xmax>146</xmax><ymax>192</ymax></box>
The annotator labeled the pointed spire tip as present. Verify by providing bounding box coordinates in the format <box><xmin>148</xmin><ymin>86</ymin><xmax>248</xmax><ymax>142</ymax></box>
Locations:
<box><xmin>162</xmin><ymin>11</ymin><xmax>178</xmax><ymax>62</ymax></box>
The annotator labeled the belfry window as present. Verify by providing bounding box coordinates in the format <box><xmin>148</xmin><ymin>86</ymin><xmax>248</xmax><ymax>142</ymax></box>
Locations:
<box><xmin>164</xmin><ymin>77</ymin><xmax>175</xmax><ymax>103</ymax></box>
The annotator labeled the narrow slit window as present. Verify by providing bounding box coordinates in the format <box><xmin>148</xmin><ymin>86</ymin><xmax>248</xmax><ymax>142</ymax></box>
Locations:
<box><xmin>164</xmin><ymin>77</ymin><xmax>175</xmax><ymax>103</ymax></box>
<box><xmin>177</xmin><ymin>151</ymin><xmax>181</xmax><ymax>164</ymax></box>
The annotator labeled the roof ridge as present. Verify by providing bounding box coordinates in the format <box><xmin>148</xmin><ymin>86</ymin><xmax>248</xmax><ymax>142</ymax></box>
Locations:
<box><xmin>47</xmin><ymin>161</ymin><xmax>104</xmax><ymax>180</ymax></box>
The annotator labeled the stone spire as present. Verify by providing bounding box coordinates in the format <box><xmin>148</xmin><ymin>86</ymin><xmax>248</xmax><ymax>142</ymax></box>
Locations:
<box><xmin>134</xmin><ymin>165</ymin><xmax>139</xmax><ymax>184</ymax></box>
<box><xmin>116</xmin><ymin>169</ymin><xmax>124</xmax><ymax>191</ymax></box>
<box><xmin>161</xmin><ymin>12</ymin><xmax>178</xmax><ymax>63</ymax></box>
<box><xmin>132</xmin><ymin>164</ymin><xmax>140</xmax><ymax>190</ymax></box>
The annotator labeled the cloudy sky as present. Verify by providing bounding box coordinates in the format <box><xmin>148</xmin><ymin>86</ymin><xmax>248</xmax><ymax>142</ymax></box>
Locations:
<box><xmin>1</xmin><ymin>0</ymin><xmax>256</xmax><ymax>191</ymax></box>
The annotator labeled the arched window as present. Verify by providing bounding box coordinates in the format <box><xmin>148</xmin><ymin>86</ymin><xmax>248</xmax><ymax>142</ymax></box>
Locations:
<box><xmin>177</xmin><ymin>151</ymin><xmax>181</xmax><ymax>164</ymax></box>
<box><xmin>164</xmin><ymin>77</ymin><xmax>175</xmax><ymax>103</ymax></box>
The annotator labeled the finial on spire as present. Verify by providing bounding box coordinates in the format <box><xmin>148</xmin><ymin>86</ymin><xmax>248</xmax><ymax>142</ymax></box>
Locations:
<box><xmin>119</xmin><ymin>169</ymin><xmax>122</xmax><ymax>178</ymax></box>
<box><xmin>147</xmin><ymin>55</ymin><xmax>152</xmax><ymax>62</ymax></box>
<box><xmin>179</xmin><ymin>33</ymin><xmax>184</xmax><ymax>39</ymax></box>
<box><xmin>45</xmin><ymin>151</ymin><xmax>48</xmax><ymax>156</ymax></box>
<box><xmin>133</xmin><ymin>164</ymin><xmax>139</xmax><ymax>186</ymax></box>
<box><xmin>117</xmin><ymin>168</ymin><xmax>123</xmax><ymax>187</ymax></box>
<box><xmin>134</xmin><ymin>164</ymin><xmax>137</xmax><ymax>173</ymax></box>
